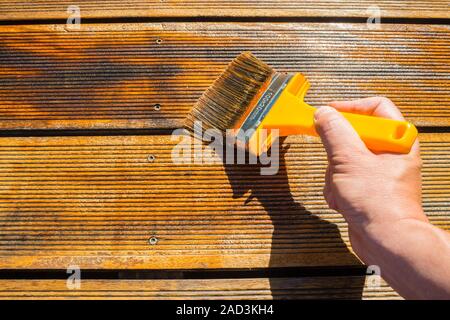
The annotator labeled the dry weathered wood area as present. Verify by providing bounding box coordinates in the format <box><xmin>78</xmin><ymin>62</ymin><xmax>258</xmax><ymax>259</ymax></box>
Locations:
<box><xmin>0</xmin><ymin>1</ymin><xmax>448</xmax><ymax>20</ymax></box>
<box><xmin>0</xmin><ymin>277</ymin><xmax>401</xmax><ymax>299</ymax></box>
<box><xmin>0</xmin><ymin>134</ymin><xmax>447</xmax><ymax>270</ymax></box>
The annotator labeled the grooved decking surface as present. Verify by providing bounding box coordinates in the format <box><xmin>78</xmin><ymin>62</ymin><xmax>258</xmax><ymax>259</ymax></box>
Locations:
<box><xmin>0</xmin><ymin>1</ymin><xmax>449</xmax><ymax>20</ymax></box>
<box><xmin>0</xmin><ymin>133</ymin><xmax>447</xmax><ymax>270</ymax></box>
<box><xmin>0</xmin><ymin>277</ymin><xmax>401</xmax><ymax>300</ymax></box>
<box><xmin>0</xmin><ymin>23</ymin><xmax>449</xmax><ymax>129</ymax></box>
<box><xmin>1</xmin><ymin>0</ymin><xmax>449</xmax><ymax>300</ymax></box>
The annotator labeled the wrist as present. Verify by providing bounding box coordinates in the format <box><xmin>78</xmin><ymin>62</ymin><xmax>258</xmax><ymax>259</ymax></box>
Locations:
<box><xmin>347</xmin><ymin>203</ymin><xmax>427</xmax><ymax>235</ymax></box>
<box><xmin>346</xmin><ymin>206</ymin><xmax>427</xmax><ymax>263</ymax></box>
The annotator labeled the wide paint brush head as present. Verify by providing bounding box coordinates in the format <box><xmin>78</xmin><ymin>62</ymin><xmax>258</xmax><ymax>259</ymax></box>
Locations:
<box><xmin>184</xmin><ymin>51</ymin><xmax>274</xmax><ymax>135</ymax></box>
<box><xmin>184</xmin><ymin>51</ymin><xmax>313</xmax><ymax>157</ymax></box>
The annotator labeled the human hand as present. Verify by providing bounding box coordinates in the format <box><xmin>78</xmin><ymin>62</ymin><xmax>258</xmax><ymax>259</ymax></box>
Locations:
<box><xmin>313</xmin><ymin>97</ymin><xmax>427</xmax><ymax>242</ymax></box>
<box><xmin>313</xmin><ymin>97</ymin><xmax>450</xmax><ymax>299</ymax></box>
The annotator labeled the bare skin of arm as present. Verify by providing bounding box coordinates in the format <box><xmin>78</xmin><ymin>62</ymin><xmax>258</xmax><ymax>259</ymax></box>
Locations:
<box><xmin>313</xmin><ymin>97</ymin><xmax>450</xmax><ymax>299</ymax></box>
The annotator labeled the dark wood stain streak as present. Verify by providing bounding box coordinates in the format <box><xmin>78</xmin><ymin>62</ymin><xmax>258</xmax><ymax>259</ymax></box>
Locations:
<box><xmin>0</xmin><ymin>23</ymin><xmax>448</xmax><ymax>129</ymax></box>
<box><xmin>0</xmin><ymin>29</ymin><xmax>186</xmax><ymax>127</ymax></box>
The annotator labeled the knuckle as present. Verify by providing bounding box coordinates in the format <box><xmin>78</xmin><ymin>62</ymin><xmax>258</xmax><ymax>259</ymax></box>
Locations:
<box><xmin>323</xmin><ymin>187</ymin><xmax>329</xmax><ymax>200</ymax></box>
<box><xmin>415</xmin><ymin>157</ymin><xmax>423</xmax><ymax>169</ymax></box>
<box><xmin>378</xmin><ymin>96</ymin><xmax>394</xmax><ymax>106</ymax></box>
<box><xmin>319</xmin><ymin>115</ymin><xmax>341</xmax><ymax>134</ymax></box>
<box><xmin>316</xmin><ymin>107</ymin><xmax>338</xmax><ymax>122</ymax></box>
<box><xmin>331</xmin><ymin>154</ymin><xmax>352</xmax><ymax>165</ymax></box>
<box><xmin>330</xmin><ymin>150</ymin><xmax>367</xmax><ymax>166</ymax></box>
<box><xmin>411</xmin><ymin>157</ymin><xmax>423</xmax><ymax>171</ymax></box>
<box><xmin>406</xmin><ymin>154</ymin><xmax>422</xmax><ymax>170</ymax></box>
<box><xmin>326</xmin><ymin>114</ymin><xmax>342</xmax><ymax>127</ymax></box>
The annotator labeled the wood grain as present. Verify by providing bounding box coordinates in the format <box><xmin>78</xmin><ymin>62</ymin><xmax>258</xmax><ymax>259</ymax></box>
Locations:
<box><xmin>0</xmin><ymin>277</ymin><xmax>401</xmax><ymax>300</ymax></box>
<box><xmin>0</xmin><ymin>133</ymin><xmax>448</xmax><ymax>270</ymax></box>
<box><xmin>0</xmin><ymin>1</ymin><xmax>448</xmax><ymax>20</ymax></box>
<box><xmin>0</xmin><ymin>23</ymin><xmax>448</xmax><ymax>130</ymax></box>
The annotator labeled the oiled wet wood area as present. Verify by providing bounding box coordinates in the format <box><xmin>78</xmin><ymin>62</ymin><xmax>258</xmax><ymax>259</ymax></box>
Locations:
<box><xmin>0</xmin><ymin>1</ymin><xmax>448</xmax><ymax>299</ymax></box>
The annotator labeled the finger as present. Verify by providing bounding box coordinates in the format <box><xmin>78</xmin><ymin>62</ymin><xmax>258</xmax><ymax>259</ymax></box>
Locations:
<box><xmin>324</xmin><ymin>167</ymin><xmax>338</xmax><ymax>211</ymax></box>
<box><xmin>314</xmin><ymin>106</ymin><xmax>368</xmax><ymax>159</ymax></box>
<box><xmin>329</xmin><ymin>97</ymin><xmax>404</xmax><ymax>121</ymax></box>
<box><xmin>410</xmin><ymin>139</ymin><xmax>421</xmax><ymax>158</ymax></box>
<box><xmin>323</xmin><ymin>166</ymin><xmax>333</xmax><ymax>206</ymax></box>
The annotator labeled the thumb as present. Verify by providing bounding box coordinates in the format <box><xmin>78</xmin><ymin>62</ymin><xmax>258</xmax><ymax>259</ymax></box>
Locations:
<box><xmin>314</xmin><ymin>106</ymin><xmax>367</xmax><ymax>158</ymax></box>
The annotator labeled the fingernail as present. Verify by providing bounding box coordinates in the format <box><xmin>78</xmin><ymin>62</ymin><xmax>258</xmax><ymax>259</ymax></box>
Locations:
<box><xmin>314</xmin><ymin>105</ymin><xmax>335</xmax><ymax>120</ymax></box>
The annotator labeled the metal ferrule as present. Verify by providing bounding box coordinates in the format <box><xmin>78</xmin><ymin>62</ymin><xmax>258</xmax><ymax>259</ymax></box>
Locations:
<box><xmin>236</xmin><ymin>72</ymin><xmax>293</xmax><ymax>143</ymax></box>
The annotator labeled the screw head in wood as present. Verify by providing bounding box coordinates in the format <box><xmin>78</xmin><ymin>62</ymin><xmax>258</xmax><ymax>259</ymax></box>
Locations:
<box><xmin>148</xmin><ymin>236</ymin><xmax>158</xmax><ymax>245</ymax></box>
<box><xmin>147</xmin><ymin>155</ymin><xmax>155</xmax><ymax>163</ymax></box>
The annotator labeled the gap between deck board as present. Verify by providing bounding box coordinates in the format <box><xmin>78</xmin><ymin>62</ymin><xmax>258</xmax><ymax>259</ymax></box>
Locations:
<box><xmin>0</xmin><ymin>126</ymin><xmax>448</xmax><ymax>138</ymax></box>
<box><xmin>1</xmin><ymin>16</ymin><xmax>450</xmax><ymax>26</ymax></box>
<box><xmin>0</xmin><ymin>266</ymin><xmax>367</xmax><ymax>280</ymax></box>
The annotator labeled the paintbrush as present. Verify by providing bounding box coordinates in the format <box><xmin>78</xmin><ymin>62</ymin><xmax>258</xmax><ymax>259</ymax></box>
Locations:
<box><xmin>184</xmin><ymin>51</ymin><xmax>418</xmax><ymax>157</ymax></box>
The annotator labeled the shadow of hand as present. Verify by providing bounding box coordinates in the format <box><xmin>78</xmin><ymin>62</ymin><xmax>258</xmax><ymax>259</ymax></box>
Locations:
<box><xmin>218</xmin><ymin>137</ymin><xmax>364</xmax><ymax>299</ymax></box>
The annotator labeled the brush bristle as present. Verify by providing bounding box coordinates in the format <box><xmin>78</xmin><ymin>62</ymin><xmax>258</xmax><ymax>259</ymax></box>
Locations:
<box><xmin>184</xmin><ymin>51</ymin><xmax>274</xmax><ymax>135</ymax></box>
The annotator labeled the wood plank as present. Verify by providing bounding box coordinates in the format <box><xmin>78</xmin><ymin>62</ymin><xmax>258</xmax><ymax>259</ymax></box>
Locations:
<box><xmin>0</xmin><ymin>23</ymin><xmax>448</xmax><ymax>130</ymax></box>
<box><xmin>0</xmin><ymin>1</ymin><xmax>448</xmax><ymax>20</ymax></box>
<box><xmin>0</xmin><ymin>277</ymin><xmax>401</xmax><ymax>300</ymax></box>
<box><xmin>0</xmin><ymin>133</ymin><xmax>448</xmax><ymax>270</ymax></box>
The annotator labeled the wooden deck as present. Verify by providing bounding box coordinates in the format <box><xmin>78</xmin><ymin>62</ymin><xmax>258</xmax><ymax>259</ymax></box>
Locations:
<box><xmin>0</xmin><ymin>1</ymin><xmax>448</xmax><ymax>299</ymax></box>
<box><xmin>0</xmin><ymin>277</ymin><xmax>401</xmax><ymax>299</ymax></box>
<box><xmin>1</xmin><ymin>1</ymin><xmax>449</xmax><ymax>19</ymax></box>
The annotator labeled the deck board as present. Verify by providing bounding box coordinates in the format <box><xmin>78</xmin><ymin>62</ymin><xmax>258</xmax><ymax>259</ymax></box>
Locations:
<box><xmin>0</xmin><ymin>277</ymin><xmax>401</xmax><ymax>300</ymax></box>
<box><xmin>0</xmin><ymin>133</ymin><xmax>448</xmax><ymax>270</ymax></box>
<box><xmin>0</xmin><ymin>1</ymin><xmax>448</xmax><ymax>20</ymax></box>
<box><xmin>0</xmin><ymin>23</ymin><xmax>448</xmax><ymax>130</ymax></box>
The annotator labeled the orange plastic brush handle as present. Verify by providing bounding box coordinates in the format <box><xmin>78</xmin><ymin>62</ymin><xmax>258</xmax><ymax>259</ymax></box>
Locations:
<box><xmin>261</xmin><ymin>74</ymin><xmax>418</xmax><ymax>154</ymax></box>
